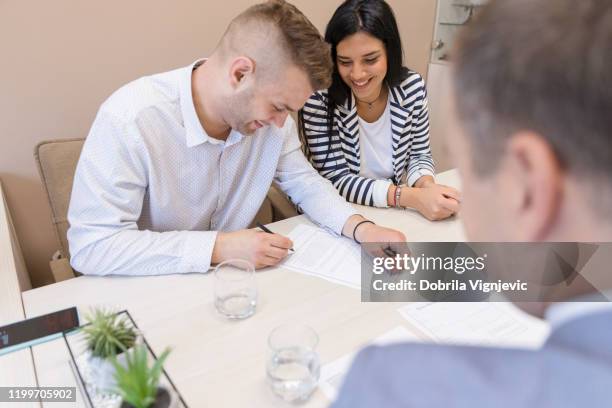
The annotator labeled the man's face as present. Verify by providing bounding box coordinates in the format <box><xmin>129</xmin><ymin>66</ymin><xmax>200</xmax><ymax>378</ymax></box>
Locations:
<box><xmin>447</xmin><ymin>84</ymin><xmax>518</xmax><ymax>241</ymax></box>
<box><xmin>448</xmin><ymin>81</ymin><xmax>546</xmax><ymax>315</ymax></box>
<box><xmin>227</xmin><ymin>64</ymin><xmax>313</xmax><ymax>135</ymax></box>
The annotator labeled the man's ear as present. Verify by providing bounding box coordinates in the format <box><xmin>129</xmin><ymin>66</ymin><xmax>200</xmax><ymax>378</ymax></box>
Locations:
<box><xmin>228</xmin><ymin>56</ymin><xmax>255</xmax><ymax>89</ymax></box>
<box><xmin>506</xmin><ymin>131</ymin><xmax>564</xmax><ymax>240</ymax></box>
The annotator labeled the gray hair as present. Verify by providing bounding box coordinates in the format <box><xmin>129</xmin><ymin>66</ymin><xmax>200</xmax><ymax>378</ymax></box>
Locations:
<box><xmin>453</xmin><ymin>0</ymin><xmax>612</xmax><ymax>187</ymax></box>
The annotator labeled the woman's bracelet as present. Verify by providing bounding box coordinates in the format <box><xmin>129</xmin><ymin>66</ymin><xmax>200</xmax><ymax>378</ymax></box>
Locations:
<box><xmin>353</xmin><ymin>220</ymin><xmax>375</xmax><ymax>244</ymax></box>
<box><xmin>395</xmin><ymin>185</ymin><xmax>403</xmax><ymax>208</ymax></box>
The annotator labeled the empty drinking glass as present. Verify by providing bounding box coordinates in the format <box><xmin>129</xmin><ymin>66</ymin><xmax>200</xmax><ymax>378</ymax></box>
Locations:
<box><xmin>266</xmin><ymin>324</ymin><xmax>320</xmax><ymax>403</ymax></box>
<box><xmin>213</xmin><ymin>259</ymin><xmax>257</xmax><ymax>319</ymax></box>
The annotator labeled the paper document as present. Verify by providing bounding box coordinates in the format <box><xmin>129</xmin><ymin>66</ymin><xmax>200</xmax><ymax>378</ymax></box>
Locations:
<box><xmin>397</xmin><ymin>302</ymin><xmax>550</xmax><ymax>349</ymax></box>
<box><xmin>283</xmin><ymin>224</ymin><xmax>361</xmax><ymax>288</ymax></box>
<box><xmin>319</xmin><ymin>326</ymin><xmax>419</xmax><ymax>400</ymax></box>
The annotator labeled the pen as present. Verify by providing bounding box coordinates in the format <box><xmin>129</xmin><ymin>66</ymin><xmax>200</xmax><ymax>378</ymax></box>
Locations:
<box><xmin>383</xmin><ymin>247</ymin><xmax>397</xmax><ymax>257</ymax></box>
<box><xmin>256</xmin><ymin>222</ymin><xmax>295</xmax><ymax>253</ymax></box>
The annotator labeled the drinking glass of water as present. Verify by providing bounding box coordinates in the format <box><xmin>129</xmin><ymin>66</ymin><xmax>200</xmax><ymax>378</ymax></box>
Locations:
<box><xmin>266</xmin><ymin>323</ymin><xmax>320</xmax><ymax>403</ymax></box>
<box><xmin>213</xmin><ymin>259</ymin><xmax>257</xmax><ymax>319</ymax></box>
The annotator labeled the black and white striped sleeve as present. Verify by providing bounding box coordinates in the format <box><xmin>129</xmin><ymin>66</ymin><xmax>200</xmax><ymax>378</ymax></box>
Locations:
<box><xmin>301</xmin><ymin>93</ymin><xmax>380</xmax><ymax>207</ymax></box>
<box><xmin>403</xmin><ymin>75</ymin><xmax>435</xmax><ymax>186</ymax></box>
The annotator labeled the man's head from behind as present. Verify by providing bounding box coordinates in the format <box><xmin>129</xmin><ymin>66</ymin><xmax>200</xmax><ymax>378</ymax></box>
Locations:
<box><xmin>451</xmin><ymin>0</ymin><xmax>612</xmax><ymax>242</ymax></box>
<box><xmin>211</xmin><ymin>0</ymin><xmax>332</xmax><ymax>135</ymax></box>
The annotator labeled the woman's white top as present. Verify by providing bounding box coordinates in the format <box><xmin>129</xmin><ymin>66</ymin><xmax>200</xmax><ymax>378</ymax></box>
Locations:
<box><xmin>358</xmin><ymin>95</ymin><xmax>394</xmax><ymax>207</ymax></box>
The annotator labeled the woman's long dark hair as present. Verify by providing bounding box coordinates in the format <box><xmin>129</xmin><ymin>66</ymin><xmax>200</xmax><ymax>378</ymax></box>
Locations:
<box><xmin>298</xmin><ymin>0</ymin><xmax>408</xmax><ymax>161</ymax></box>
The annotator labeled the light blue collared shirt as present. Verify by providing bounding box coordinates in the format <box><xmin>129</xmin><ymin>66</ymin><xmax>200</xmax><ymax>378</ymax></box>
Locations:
<box><xmin>545</xmin><ymin>291</ymin><xmax>612</xmax><ymax>329</ymax></box>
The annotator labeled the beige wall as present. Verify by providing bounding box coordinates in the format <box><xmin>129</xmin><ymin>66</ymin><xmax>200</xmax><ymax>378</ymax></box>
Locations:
<box><xmin>0</xmin><ymin>0</ymin><xmax>436</xmax><ymax>287</ymax></box>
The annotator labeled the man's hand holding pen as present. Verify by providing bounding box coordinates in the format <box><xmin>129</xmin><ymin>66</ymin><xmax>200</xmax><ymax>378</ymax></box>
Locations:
<box><xmin>212</xmin><ymin>228</ymin><xmax>294</xmax><ymax>269</ymax></box>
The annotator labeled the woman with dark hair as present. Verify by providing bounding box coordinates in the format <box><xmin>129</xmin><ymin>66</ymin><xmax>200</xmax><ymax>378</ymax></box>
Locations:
<box><xmin>299</xmin><ymin>0</ymin><xmax>459</xmax><ymax>220</ymax></box>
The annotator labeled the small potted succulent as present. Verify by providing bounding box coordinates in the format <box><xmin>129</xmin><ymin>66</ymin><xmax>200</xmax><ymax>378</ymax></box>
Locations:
<box><xmin>112</xmin><ymin>344</ymin><xmax>176</xmax><ymax>408</ymax></box>
<box><xmin>81</xmin><ymin>308</ymin><xmax>139</xmax><ymax>392</ymax></box>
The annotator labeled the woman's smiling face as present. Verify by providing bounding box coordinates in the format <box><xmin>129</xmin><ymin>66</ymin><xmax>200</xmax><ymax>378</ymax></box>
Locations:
<box><xmin>336</xmin><ymin>31</ymin><xmax>388</xmax><ymax>102</ymax></box>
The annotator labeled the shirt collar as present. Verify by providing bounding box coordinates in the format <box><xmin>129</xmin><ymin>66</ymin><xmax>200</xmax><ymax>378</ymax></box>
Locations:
<box><xmin>545</xmin><ymin>290</ymin><xmax>612</xmax><ymax>329</ymax></box>
<box><xmin>179</xmin><ymin>58</ymin><xmax>228</xmax><ymax>147</ymax></box>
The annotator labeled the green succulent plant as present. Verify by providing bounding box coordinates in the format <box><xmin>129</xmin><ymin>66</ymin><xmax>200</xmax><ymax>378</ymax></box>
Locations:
<box><xmin>82</xmin><ymin>308</ymin><xmax>138</xmax><ymax>359</ymax></box>
<box><xmin>112</xmin><ymin>344</ymin><xmax>172</xmax><ymax>408</ymax></box>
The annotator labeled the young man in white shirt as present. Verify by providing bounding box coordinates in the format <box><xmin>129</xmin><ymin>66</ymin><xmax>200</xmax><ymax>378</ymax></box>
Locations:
<box><xmin>67</xmin><ymin>0</ymin><xmax>406</xmax><ymax>276</ymax></box>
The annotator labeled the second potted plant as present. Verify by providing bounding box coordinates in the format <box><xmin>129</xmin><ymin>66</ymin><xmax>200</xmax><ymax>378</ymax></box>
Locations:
<box><xmin>81</xmin><ymin>308</ymin><xmax>139</xmax><ymax>393</ymax></box>
<box><xmin>112</xmin><ymin>344</ymin><xmax>176</xmax><ymax>408</ymax></box>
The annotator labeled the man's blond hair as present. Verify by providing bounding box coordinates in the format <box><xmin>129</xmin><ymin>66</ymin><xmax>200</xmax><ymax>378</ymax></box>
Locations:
<box><xmin>220</xmin><ymin>0</ymin><xmax>332</xmax><ymax>90</ymax></box>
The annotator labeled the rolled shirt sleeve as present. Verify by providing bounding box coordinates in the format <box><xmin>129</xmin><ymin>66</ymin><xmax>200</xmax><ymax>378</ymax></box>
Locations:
<box><xmin>372</xmin><ymin>179</ymin><xmax>393</xmax><ymax>208</ymax></box>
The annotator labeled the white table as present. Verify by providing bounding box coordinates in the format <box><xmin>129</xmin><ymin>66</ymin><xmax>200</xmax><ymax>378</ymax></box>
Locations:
<box><xmin>20</xmin><ymin>171</ymin><xmax>463</xmax><ymax>407</ymax></box>
<box><xmin>0</xmin><ymin>182</ymin><xmax>38</xmax><ymax>407</ymax></box>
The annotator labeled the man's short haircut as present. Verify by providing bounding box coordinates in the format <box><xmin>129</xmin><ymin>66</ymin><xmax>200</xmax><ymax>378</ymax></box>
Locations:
<box><xmin>453</xmin><ymin>0</ymin><xmax>612</xmax><ymax>186</ymax></box>
<box><xmin>224</xmin><ymin>0</ymin><xmax>332</xmax><ymax>90</ymax></box>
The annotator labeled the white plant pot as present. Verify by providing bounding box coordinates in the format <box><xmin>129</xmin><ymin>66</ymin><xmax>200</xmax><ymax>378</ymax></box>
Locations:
<box><xmin>87</xmin><ymin>351</ymin><xmax>129</xmax><ymax>394</ymax></box>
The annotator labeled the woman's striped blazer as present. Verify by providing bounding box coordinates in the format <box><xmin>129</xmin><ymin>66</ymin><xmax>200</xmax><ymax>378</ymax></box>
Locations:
<box><xmin>301</xmin><ymin>70</ymin><xmax>435</xmax><ymax>206</ymax></box>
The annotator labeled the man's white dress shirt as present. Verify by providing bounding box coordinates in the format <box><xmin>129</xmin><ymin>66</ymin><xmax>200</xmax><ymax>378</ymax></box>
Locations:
<box><xmin>67</xmin><ymin>60</ymin><xmax>357</xmax><ymax>276</ymax></box>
